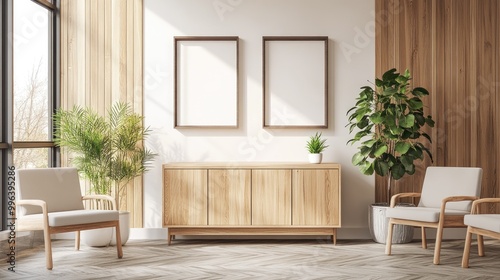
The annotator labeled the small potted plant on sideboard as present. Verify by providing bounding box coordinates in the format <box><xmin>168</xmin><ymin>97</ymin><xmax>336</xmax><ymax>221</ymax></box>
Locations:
<box><xmin>306</xmin><ymin>132</ymin><xmax>329</xmax><ymax>164</ymax></box>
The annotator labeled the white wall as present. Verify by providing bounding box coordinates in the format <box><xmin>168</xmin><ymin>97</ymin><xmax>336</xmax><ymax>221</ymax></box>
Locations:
<box><xmin>143</xmin><ymin>0</ymin><xmax>376</xmax><ymax>239</ymax></box>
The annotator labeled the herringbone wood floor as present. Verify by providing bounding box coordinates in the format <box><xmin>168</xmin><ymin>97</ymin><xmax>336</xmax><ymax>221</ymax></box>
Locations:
<box><xmin>1</xmin><ymin>236</ymin><xmax>499</xmax><ymax>279</ymax></box>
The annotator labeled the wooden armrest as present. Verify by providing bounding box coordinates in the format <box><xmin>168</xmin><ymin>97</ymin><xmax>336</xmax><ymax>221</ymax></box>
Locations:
<box><xmin>16</xmin><ymin>199</ymin><xmax>49</xmax><ymax>230</ymax></box>
<box><xmin>390</xmin><ymin>193</ymin><xmax>421</xmax><ymax>207</ymax></box>
<box><xmin>82</xmin><ymin>195</ymin><xmax>116</xmax><ymax>210</ymax></box>
<box><xmin>442</xmin><ymin>196</ymin><xmax>478</xmax><ymax>203</ymax></box>
<box><xmin>439</xmin><ymin>196</ymin><xmax>478</xmax><ymax>215</ymax></box>
<box><xmin>470</xmin><ymin>198</ymin><xmax>500</xmax><ymax>214</ymax></box>
<box><xmin>17</xmin><ymin>199</ymin><xmax>48</xmax><ymax>212</ymax></box>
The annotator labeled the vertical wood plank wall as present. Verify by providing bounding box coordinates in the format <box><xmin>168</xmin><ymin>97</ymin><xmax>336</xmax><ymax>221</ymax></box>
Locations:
<box><xmin>375</xmin><ymin>0</ymin><xmax>500</xmax><ymax>207</ymax></box>
<box><xmin>60</xmin><ymin>0</ymin><xmax>144</xmax><ymax>227</ymax></box>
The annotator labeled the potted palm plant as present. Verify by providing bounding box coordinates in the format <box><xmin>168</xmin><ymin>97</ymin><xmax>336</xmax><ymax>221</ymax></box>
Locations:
<box><xmin>53</xmin><ymin>102</ymin><xmax>156</xmax><ymax>246</ymax></box>
<box><xmin>346</xmin><ymin>68</ymin><xmax>434</xmax><ymax>243</ymax></box>
<box><xmin>306</xmin><ymin>132</ymin><xmax>329</xmax><ymax>163</ymax></box>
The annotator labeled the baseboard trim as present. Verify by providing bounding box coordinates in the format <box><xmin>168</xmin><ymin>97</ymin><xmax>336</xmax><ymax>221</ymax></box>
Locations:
<box><xmin>50</xmin><ymin>227</ymin><xmax>469</xmax><ymax>241</ymax></box>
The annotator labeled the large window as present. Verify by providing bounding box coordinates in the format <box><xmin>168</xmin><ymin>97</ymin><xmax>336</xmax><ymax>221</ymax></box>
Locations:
<box><xmin>13</xmin><ymin>0</ymin><xmax>55</xmax><ymax>168</ymax></box>
<box><xmin>1</xmin><ymin>0</ymin><xmax>58</xmax><ymax>230</ymax></box>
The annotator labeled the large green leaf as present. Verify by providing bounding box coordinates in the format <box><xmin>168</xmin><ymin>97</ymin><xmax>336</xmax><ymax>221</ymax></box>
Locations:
<box><xmin>395</xmin><ymin>75</ymin><xmax>409</xmax><ymax>84</ymax></box>
<box><xmin>400</xmin><ymin>114</ymin><xmax>415</xmax><ymax>128</ymax></box>
<box><xmin>362</xmin><ymin>139</ymin><xmax>377</xmax><ymax>148</ymax></box>
<box><xmin>360</xmin><ymin>146</ymin><xmax>372</xmax><ymax>156</ymax></box>
<box><xmin>391</xmin><ymin>163</ymin><xmax>406</xmax><ymax>179</ymax></box>
<box><xmin>357</xmin><ymin>117</ymin><xmax>369</xmax><ymax>129</ymax></box>
<box><xmin>369</xmin><ymin>112</ymin><xmax>384</xmax><ymax>124</ymax></box>
<box><xmin>389</xmin><ymin>126</ymin><xmax>404</xmax><ymax>135</ymax></box>
<box><xmin>416</xmin><ymin>142</ymin><xmax>434</xmax><ymax>162</ymax></box>
<box><xmin>406</xmin><ymin>164</ymin><xmax>415</xmax><ymax>175</ymax></box>
<box><xmin>408</xmin><ymin>97</ymin><xmax>424</xmax><ymax>110</ymax></box>
<box><xmin>412</xmin><ymin>87</ymin><xmax>429</xmax><ymax>97</ymax></box>
<box><xmin>395</xmin><ymin>142</ymin><xmax>411</xmax><ymax>154</ymax></box>
<box><xmin>359</xmin><ymin>161</ymin><xmax>374</xmax><ymax>175</ymax></box>
<box><xmin>414</xmin><ymin>113</ymin><xmax>425</xmax><ymax>126</ymax></box>
<box><xmin>374</xmin><ymin>159</ymin><xmax>389</xmax><ymax>176</ymax></box>
<box><xmin>400</xmin><ymin>154</ymin><xmax>414</xmax><ymax>169</ymax></box>
<box><xmin>425</xmin><ymin>116</ymin><xmax>435</xmax><ymax>127</ymax></box>
<box><xmin>352</xmin><ymin>152</ymin><xmax>365</xmax><ymax>165</ymax></box>
<box><xmin>410</xmin><ymin>146</ymin><xmax>424</xmax><ymax>160</ymax></box>
<box><xmin>355</xmin><ymin>107</ymin><xmax>371</xmax><ymax>122</ymax></box>
<box><xmin>382</xmin><ymin>68</ymin><xmax>398</xmax><ymax>81</ymax></box>
<box><xmin>373</xmin><ymin>145</ymin><xmax>388</xmax><ymax>157</ymax></box>
<box><xmin>382</xmin><ymin>87</ymin><xmax>398</xmax><ymax>96</ymax></box>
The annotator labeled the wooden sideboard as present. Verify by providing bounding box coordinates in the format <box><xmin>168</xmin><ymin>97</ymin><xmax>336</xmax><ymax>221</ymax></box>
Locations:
<box><xmin>163</xmin><ymin>162</ymin><xmax>341</xmax><ymax>244</ymax></box>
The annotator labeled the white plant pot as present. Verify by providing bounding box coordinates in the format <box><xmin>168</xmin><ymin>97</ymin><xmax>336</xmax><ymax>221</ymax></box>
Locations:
<box><xmin>81</xmin><ymin>227</ymin><xmax>113</xmax><ymax>247</ymax></box>
<box><xmin>308</xmin><ymin>153</ymin><xmax>322</xmax><ymax>164</ymax></box>
<box><xmin>368</xmin><ymin>203</ymin><xmax>414</xmax><ymax>244</ymax></box>
<box><xmin>110</xmin><ymin>211</ymin><xmax>130</xmax><ymax>246</ymax></box>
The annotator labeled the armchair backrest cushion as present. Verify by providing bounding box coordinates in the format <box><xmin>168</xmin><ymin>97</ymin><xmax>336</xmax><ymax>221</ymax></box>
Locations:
<box><xmin>418</xmin><ymin>167</ymin><xmax>482</xmax><ymax>211</ymax></box>
<box><xmin>17</xmin><ymin>168</ymin><xmax>85</xmax><ymax>215</ymax></box>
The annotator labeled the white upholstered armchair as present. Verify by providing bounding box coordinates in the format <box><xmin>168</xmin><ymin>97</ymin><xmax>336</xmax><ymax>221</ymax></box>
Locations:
<box><xmin>462</xmin><ymin>198</ymin><xmax>500</xmax><ymax>268</ymax></box>
<box><xmin>16</xmin><ymin>167</ymin><xmax>123</xmax><ymax>270</ymax></box>
<box><xmin>385</xmin><ymin>166</ymin><xmax>483</xmax><ymax>264</ymax></box>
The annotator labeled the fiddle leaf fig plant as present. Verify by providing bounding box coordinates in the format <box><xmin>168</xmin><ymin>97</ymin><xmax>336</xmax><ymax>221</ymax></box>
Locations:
<box><xmin>346</xmin><ymin>68</ymin><xmax>435</xmax><ymax>201</ymax></box>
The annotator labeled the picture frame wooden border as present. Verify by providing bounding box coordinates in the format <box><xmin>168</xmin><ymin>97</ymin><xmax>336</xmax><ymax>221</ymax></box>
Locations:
<box><xmin>174</xmin><ymin>36</ymin><xmax>239</xmax><ymax>128</ymax></box>
<box><xmin>262</xmin><ymin>36</ymin><xmax>328</xmax><ymax>128</ymax></box>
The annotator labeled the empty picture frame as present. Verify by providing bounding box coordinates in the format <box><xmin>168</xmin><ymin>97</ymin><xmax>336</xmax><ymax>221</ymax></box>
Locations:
<box><xmin>174</xmin><ymin>36</ymin><xmax>239</xmax><ymax>128</ymax></box>
<box><xmin>263</xmin><ymin>36</ymin><xmax>328</xmax><ymax>128</ymax></box>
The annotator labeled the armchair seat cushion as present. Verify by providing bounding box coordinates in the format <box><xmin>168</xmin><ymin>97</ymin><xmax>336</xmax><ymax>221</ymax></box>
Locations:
<box><xmin>22</xmin><ymin>210</ymin><xmax>119</xmax><ymax>227</ymax></box>
<box><xmin>464</xmin><ymin>214</ymin><xmax>500</xmax><ymax>233</ymax></box>
<box><xmin>386</xmin><ymin>207</ymin><xmax>469</xmax><ymax>223</ymax></box>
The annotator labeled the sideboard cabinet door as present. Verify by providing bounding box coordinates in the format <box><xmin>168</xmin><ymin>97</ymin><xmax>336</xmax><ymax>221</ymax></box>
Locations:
<box><xmin>252</xmin><ymin>169</ymin><xmax>292</xmax><ymax>226</ymax></box>
<box><xmin>208</xmin><ymin>169</ymin><xmax>251</xmax><ymax>225</ymax></box>
<box><xmin>164</xmin><ymin>169</ymin><xmax>208</xmax><ymax>225</ymax></box>
<box><xmin>292</xmin><ymin>169</ymin><xmax>340</xmax><ymax>226</ymax></box>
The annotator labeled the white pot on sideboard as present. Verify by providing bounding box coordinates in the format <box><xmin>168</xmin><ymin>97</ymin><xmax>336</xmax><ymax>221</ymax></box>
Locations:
<box><xmin>110</xmin><ymin>211</ymin><xmax>130</xmax><ymax>246</ymax></box>
<box><xmin>308</xmin><ymin>153</ymin><xmax>323</xmax><ymax>164</ymax></box>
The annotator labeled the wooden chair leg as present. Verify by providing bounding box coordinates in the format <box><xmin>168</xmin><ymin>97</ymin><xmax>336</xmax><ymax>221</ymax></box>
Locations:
<box><xmin>75</xmin><ymin>231</ymin><xmax>80</xmax><ymax>251</ymax></box>
<box><xmin>477</xmin><ymin>234</ymin><xmax>484</xmax><ymax>257</ymax></box>
<box><xmin>115</xmin><ymin>222</ymin><xmax>123</xmax><ymax>259</ymax></box>
<box><xmin>44</xmin><ymin>228</ymin><xmax>53</xmax><ymax>270</ymax></box>
<box><xmin>421</xmin><ymin>227</ymin><xmax>427</xmax><ymax>249</ymax></box>
<box><xmin>385</xmin><ymin>219</ymin><xmax>394</xmax><ymax>255</ymax></box>
<box><xmin>461</xmin><ymin>227</ymin><xmax>473</xmax><ymax>268</ymax></box>
<box><xmin>433</xmin><ymin>222</ymin><xmax>445</xmax><ymax>265</ymax></box>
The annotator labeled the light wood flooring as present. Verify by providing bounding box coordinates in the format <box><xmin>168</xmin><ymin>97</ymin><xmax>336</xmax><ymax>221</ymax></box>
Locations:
<box><xmin>1</xmin><ymin>236</ymin><xmax>500</xmax><ymax>279</ymax></box>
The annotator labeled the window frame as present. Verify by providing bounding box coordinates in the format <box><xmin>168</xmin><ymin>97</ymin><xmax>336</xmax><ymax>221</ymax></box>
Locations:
<box><xmin>1</xmin><ymin>0</ymin><xmax>60</xmax><ymax>230</ymax></box>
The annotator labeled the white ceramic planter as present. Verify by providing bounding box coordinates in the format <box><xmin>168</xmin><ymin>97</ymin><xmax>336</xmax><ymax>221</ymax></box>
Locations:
<box><xmin>368</xmin><ymin>203</ymin><xmax>414</xmax><ymax>244</ymax></box>
<box><xmin>81</xmin><ymin>227</ymin><xmax>113</xmax><ymax>247</ymax></box>
<box><xmin>110</xmin><ymin>211</ymin><xmax>130</xmax><ymax>246</ymax></box>
<box><xmin>308</xmin><ymin>153</ymin><xmax>322</xmax><ymax>164</ymax></box>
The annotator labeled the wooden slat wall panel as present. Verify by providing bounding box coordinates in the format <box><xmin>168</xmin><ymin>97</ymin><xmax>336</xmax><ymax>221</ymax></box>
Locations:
<box><xmin>497</xmin><ymin>0</ymin><xmax>500</xmax><ymax>213</ymax></box>
<box><xmin>376</xmin><ymin>0</ymin><xmax>499</xmax><ymax>206</ymax></box>
<box><xmin>60</xmin><ymin>0</ymin><xmax>144</xmax><ymax>227</ymax></box>
<box><xmin>475</xmin><ymin>0</ymin><xmax>498</xmax><ymax>212</ymax></box>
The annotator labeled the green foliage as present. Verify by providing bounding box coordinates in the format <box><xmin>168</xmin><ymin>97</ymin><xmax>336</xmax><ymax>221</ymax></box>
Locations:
<box><xmin>53</xmin><ymin>102</ymin><xmax>156</xmax><ymax>206</ymax></box>
<box><xmin>306</xmin><ymin>132</ymin><xmax>329</xmax><ymax>154</ymax></box>
<box><xmin>346</xmin><ymin>68</ymin><xmax>434</xmax><ymax>186</ymax></box>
